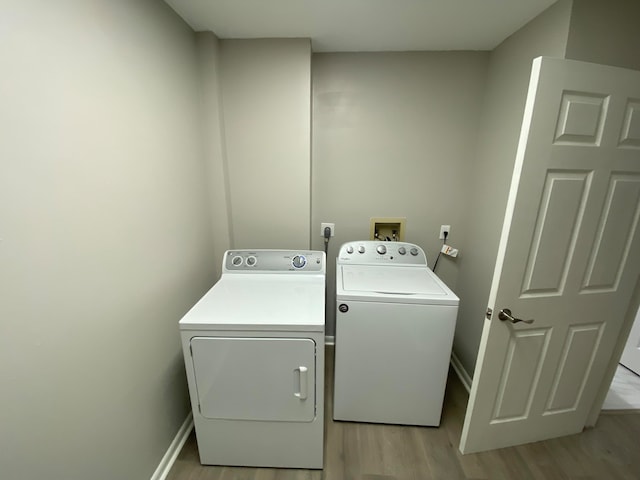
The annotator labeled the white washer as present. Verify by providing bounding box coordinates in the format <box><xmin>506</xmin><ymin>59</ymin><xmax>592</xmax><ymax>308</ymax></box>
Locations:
<box><xmin>179</xmin><ymin>250</ymin><xmax>325</xmax><ymax>469</ymax></box>
<box><xmin>333</xmin><ymin>241</ymin><xmax>458</xmax><ymax>426</ymax></box>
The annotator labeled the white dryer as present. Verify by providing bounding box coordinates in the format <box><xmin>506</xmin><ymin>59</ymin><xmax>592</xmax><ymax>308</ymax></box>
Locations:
<box><xmin>334</xmin><ymin>241</ymin><xmax>458</xmax><ymax>426</ymax></box>
<box><xmin>179</xmin><ymin>250</ymin><xmax>325</xmax><ymax>469</ymax></box>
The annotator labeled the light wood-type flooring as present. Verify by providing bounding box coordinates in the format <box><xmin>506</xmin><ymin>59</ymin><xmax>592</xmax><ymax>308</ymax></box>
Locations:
<box><xmin>603</xmin><ymin>364</ymin><xmax>640</xmax><ymax>410</ymax></box>
<box><xmin>167</xmin><ymin>346</ymin><xmax>640</xmax><ymax>480</ymax></box>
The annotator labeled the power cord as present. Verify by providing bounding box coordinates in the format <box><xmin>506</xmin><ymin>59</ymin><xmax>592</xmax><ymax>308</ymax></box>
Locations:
<box><xmin>323</xmin><ymin>227</ymin><xmax>332</xmax><ymax>320</ymax></box>
<box><xmin>432</xmin><ymin>230</ymin><xmax>448</xmax><ymax>272</ymax></box>
<box><xmin>323</xmin><ymin>226</ymin><xmax>331</xmax><ymax>255</ymax></box>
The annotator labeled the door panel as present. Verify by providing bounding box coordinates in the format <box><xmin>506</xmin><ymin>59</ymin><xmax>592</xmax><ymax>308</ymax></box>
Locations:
<box><xmin>582</xmin><ymin>174</ymin><xmax>640</xmax><ymax>291</ymax></box>
<box><xmin>460</xmin><ymin>58</ymin><xmax>640</xmax><ymax>453</ymax></box>
<box><xmin>619</xmin><ymin>100</ymin><xmax>640</xmax><ymax>148</ymax></box>
<box><xmin>521</xmin><ymin>170</ymin><xmax>591</xmax><ymax>296</ymax></box>
<box><xmin>553</xmin><ymin>91</ymin><xmax>608</xmax><ymax>146</ymax></box>
<box><xmin>190</xmin><ymin>337</ymin><xmax>316</xmax><ymax>422</ymax></box>
<box><xmin>544</xmin><ymin>323</ymin><xmax>604</xmax><ymax>413</ymax></box>
<box><xmin>492</xmin><ymin>328</ymin><xmax>550</xmax><ymax>422</ymax></box>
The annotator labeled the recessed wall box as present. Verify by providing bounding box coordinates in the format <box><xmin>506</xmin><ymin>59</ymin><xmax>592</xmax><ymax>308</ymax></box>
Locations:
<box><xmin>369</xmin><ymin>217</ymin><xmax>406</xmax><ymax>241</ymax></box>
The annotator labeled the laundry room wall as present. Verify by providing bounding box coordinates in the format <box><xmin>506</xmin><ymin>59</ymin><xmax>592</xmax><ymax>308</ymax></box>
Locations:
<box><xmin>311</xmin><ymin>52</ymin><xmax>490</xmax><ymax>337</ymax></box>
<box><xmin>0</xmin><ymin>1</ymin><xmax>214</xmax><ymax>479</ymax></box>
<box><xmin>452</xmin><ymin>0</ymin><xmax>573</xmax><ymax>377</ymax></box>
<box><xmin>219</xmin><ymin>39</ymin><xmax>312</xmax><ymax>250</ymax></box>
<box><xmin>196</xmin><ymin>31</ymin><xmax>231</xmax><ymax>279</ymax></box>
<box><xmin>565</xmin><ymin>0</ymin><xmax>640</xmax><ymax>71</ymax></box>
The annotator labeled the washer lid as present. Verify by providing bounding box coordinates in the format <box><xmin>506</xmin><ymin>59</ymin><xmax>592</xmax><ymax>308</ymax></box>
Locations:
<box><xmin>342</xmin><ymin>265</ymin><xmax>444</xmax><ymax>295</ymax></box>
<box><xmin>338</xmin><ymin>265</ymin><xmax>459</xmax><ymax>305</ymax></box>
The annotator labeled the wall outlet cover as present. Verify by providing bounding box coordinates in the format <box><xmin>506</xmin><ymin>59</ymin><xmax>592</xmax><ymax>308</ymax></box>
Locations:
<box><xmin>320</xmin><ymin>223</ymin><xmax>335</xmax><ymax>236</ymax></box>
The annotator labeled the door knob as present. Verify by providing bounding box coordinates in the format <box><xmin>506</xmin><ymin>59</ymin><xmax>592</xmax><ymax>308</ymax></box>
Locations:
<box><xmin>498</xmin><ymin>308</ymin><xmax>534</xmax><ymax>324</ymax></box>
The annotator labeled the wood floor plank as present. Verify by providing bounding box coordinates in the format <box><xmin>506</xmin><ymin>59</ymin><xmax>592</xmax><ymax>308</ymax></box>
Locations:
<box><xmin>414</xmin><ymin>424</ymin><xmax>467</xmax><ymax>479</ymax></box>
<box><xmin>322</xmin><ymin>414</ymin><xmax>346</xmax><ymax>479</ymax></box>
<box><xmin>167</xmin><ymin>346</ymin><xmax>640</xmax><ymax>480</ymax></box>
<box><xmin>443</xmin><ymin>387</ymin><xmax>487</xmax><ymax>480</ymax></box>
<box><xmin>514</xmin><ymin>441</ymin><xmax>569</xmax><ymax>480</ymax></box>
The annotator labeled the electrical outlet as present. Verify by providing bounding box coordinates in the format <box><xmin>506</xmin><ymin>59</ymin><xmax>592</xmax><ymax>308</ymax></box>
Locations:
<box><xmin>321</xmin><ymin>223</ymin><xmax>335</xmax><ymax>237</ymax></box>
<box><xmin>439</xmin><ymin>225</ymin><xmax>451</xmax><ymax>239</ymax></box>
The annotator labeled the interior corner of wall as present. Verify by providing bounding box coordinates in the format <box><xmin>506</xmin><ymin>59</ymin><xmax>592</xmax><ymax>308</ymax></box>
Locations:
<box><xmin>451</xmin><ymin>349</ymin><xmax>473</xmax><ymax>393</ymax></box>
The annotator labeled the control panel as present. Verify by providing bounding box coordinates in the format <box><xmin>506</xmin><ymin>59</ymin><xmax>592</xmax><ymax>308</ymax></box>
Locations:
<box><xmin>223</xmin><ymin>250</ymin><xmax>325</xmax><ymax>273</ymax></box>
<box><xmin>337</xmin><ymin>241</ymin><xmax>427</xmax><ymax>266</ymax></box>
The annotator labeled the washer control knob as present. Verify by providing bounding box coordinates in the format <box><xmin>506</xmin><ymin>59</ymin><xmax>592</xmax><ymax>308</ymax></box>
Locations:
<box><xmin>292</xmin><ymin>255</ymin><xmax>306</xmax><ymax>269</ymax></box>
<box><xmin>231</xmin><ymin>255</ymin><xmax>243</xmax><ymax>266</ymax></box>
<box><xmin>346</xmin><ymin>245</ymin><xmax>354</xmax><ymax>254</ymax></box>
<box><xmin>245</xmin><ymin>255</ymin><xmax>257</xmax><ymax>266</ymax></box>
<box><xmin>358</xmin><ymin>245</ymin><xmax>366</xmax><ymax>254</ymax></box>
<box><xmin>410</xmin><ymin>247</ymin><xmax>419</xmax><ymax>256</ymax></box>
<box><xmin>376</xmin><ymin>245</ymin><xmax>387</xmax><ymax>255</ymax></box>
<box><xmin>398</xmin><ymin>246</ymin><xmax>406</xmax><ymax>255</ymax></box>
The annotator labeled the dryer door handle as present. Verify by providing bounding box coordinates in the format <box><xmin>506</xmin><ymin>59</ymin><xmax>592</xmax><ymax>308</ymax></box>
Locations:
<box><xmin>294</xmin><ymin>366</ymin><xmax>308</xmax><ymax>400</ymax></box>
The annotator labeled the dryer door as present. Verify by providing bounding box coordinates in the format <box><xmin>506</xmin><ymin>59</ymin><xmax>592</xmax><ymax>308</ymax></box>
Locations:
<box><xmin>190</xmin><ymin>337</ymin><xmax>316</xmax><ymax>422</ymax></box>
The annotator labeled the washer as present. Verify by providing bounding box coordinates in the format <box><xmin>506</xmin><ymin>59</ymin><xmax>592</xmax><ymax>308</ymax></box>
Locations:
<box><xmin>179</xmin><ymin>250</ymin><xmax>325</xmax><ymax>469</ymax></box>
<box><xmin>333</xmin><ymin>241</ymin><xmax>458</xmax><ymax>426</ymax></box>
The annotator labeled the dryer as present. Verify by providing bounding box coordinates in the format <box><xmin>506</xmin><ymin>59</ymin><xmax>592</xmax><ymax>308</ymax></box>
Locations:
<box><xmin>334</xmin><ymin>241</ymin><xmax>458</xmax><ymax>426</ymax></box>
<box><xmin>179</xmin><ymin>250</ymin><xmax>325</xmax><ymax>468</ymax></box>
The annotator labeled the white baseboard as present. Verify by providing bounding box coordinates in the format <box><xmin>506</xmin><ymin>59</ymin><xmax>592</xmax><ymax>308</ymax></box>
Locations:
<box><xmin>150</xmin><ymin>412</ymin><xmax>194</xmax><ymax>480</ymax></box>
<box><xmin>325</xmin><ymin>335</ymin><xmax>335</xmax><ymax>346</ymax></box>
<box><xmin>450</xmin><ymin>351</ymin><xmax>472</xmax><ymax>393</ymax></box>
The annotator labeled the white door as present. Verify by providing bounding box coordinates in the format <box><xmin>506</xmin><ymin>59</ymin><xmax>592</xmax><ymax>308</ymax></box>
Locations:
<box><xmin>460</xmin><ymin>57</ymin><xmax>640</xmax><ymax>454</ymax></box>
<box><xmin>620</xmin><ymin>307</ymin><xmax>640</xmax><ymax>375</ymax></box>
<box><xmin>190</xmin><ymin>337</ymin><xmax>316</xmax><ymax>422</ymax></box>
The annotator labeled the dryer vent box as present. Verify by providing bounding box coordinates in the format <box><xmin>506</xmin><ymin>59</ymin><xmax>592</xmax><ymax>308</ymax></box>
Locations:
<box><xmin>370</xmin><ymin>217</ymin><xmax>406</xmax><ymax>241</ymax></box>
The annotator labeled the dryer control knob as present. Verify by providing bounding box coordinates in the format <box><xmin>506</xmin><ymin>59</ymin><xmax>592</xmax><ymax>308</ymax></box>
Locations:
<box><xmin>292</xmin><ymin>255</ymin><xmax>306</xmax><ymax>269</ymax></box>
<box><xmin>398</xmin><ymin>246</ymin><xmax>406</xmax><ymax>255</ymax></box>
<box><xmin>346</xmin><ymin>245</ymin><xmax>354</xmax><ymax>254</ymax></box>
<box><xmin>358</xmin><ymin>245</ymin><xmax>366</xmax><ymax>254</ymax></box>
<box><xmin>376</xmin><ymin>245</ymin><xmax>387</xmax><ymax>255</ymax></box>
<box><xmin>231</xmin><ymin>255</ymin><xmax>243</xmax><ymax>266</ymax></box>
<box><xmin>410</xmin><ymin>247</ymin><xmax>419</xmax><ymax>256</ymax></box>
<box><xmin>246</xmin><ymin>255</ymin><xmax>257</xmax><ymax>266</ymax></box>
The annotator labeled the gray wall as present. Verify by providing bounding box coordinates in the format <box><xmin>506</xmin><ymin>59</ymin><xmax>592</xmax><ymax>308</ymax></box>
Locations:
<box><xmin>0</xmin><ymin>1</ymin><xmax>215</xmax><ymax>479</ymax></box>
<box><xmin>453</xmin><ymin>0</ymin><xmax>573</xmax><ymax>376</ymax></box>
<box><xmin>197</xmin><ymin>32</ymin><xmax>231</xmax><ymax>278</ymax></box>
<box><xmin>220</xmin><ymin>39</ymin><xmax>312</xmax><ymax>249</ymax></box>
<box><xmin>311</xmin><ymin>52</ymin><xmax>490</xmax><ymax>336</ymax></box>
<box><xmin>565</xmin><ymin>0</ymin><xmax>640</xmax><ymax>71</ymax></box>
<box><xmin>6</xmin><ymin>1</ymin><xmax>640</xmax><ymax>477</ymax></box>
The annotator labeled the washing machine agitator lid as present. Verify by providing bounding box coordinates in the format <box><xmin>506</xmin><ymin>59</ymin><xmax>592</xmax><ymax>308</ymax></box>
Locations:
<box><xmin>341</xmin><ymin>265</ymin><xmax>448</xmax><ymax>296</ymax></box>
